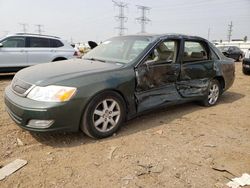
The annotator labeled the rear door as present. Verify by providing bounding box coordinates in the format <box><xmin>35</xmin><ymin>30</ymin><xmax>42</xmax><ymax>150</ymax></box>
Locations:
<box><xmin>0</xmin><ymin>36</ymin><xmax>27</xmax><ymax>68</ymax></box>
<box><xmin>26</xmin><ymin>37</ymin><xmax>53</xmax><ymax>65</ymax></box>
<box><xmin>135</xmin><ymin>38</ymin><xmax>182</xmax><ymax>112</ymax></box>
<box><xmin>177</xmin><ymin>40</ymin><xmax>215</xmax><ymax>98</ymax></box>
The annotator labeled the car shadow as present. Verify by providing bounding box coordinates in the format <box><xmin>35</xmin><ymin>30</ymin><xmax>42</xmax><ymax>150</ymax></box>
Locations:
<box><xmin>217</xmin><ymin>91</ymin><xmax>245</xmax><ymax>104</ymax></box>
<box><xmin>0</xmin><ymin>73</ymin><xmax>15</xmax><ymax>80</ymax></box>
<box><xmin>30</xmin><ymin>91</ymin><xmax>245</xmax><ymax>148</ymax></box>
<box><xmin>30</xmin><ymin>132</ymin><xmax>95</xmax><ymax>148</ymax></box>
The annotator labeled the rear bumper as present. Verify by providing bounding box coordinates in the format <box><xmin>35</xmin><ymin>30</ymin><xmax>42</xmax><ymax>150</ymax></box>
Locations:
<box><xmin>4</xmin><ymin>85</ymin><xmax>82</xmax><ymax>132</ymax></box>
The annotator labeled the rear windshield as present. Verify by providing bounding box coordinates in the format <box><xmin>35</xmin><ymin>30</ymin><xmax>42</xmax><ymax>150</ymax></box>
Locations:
<box><xmin>218</xmin><ymin>46</ymin><xmax>229</xmax><ymax>51</ymax></box>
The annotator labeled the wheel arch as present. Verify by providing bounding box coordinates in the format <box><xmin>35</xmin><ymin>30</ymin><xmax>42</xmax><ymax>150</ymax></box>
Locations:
<box><xmin>79</xmin><ymin>88</ymin><xmax>129</xmax><ymax>130</ymax></box>
<box><xmin>52</xmin><ymin>57</ymin><xmax>67</xmax><ymax>62</ymax></box>
<box><xmin>213</xmin><ymin>76</ymin><xmax>225</xmax><ymax>92</ymax></box>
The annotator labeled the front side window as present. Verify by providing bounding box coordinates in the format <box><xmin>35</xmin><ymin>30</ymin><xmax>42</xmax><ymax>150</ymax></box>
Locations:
<box><xmin>183</xmin><ymin>41</ymin><xmax>209</xmax><ymax>62</ymax></box>
<box><xmin>29</xmin><ymin>37</ymin><xmax>50</xmax><ymax>48</ymax></box>
<box><xmin>83</xmin><ymin>36</ymin><xmax>152</xmax><ymax>64</ymax></box>
<box><xmin>1</xmin><ymin>37</ymin><xmax>25</xmax><ymax>48</ymax></box>
<box><xmin>144</xmin><ymin>40</ymin><xmax>179</xmax><ymax>64</ymax></box>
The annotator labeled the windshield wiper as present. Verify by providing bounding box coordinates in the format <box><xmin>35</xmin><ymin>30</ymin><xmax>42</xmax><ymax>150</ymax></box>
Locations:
<box><xmin>84</xmin><ymin>57</ymin><xmax>106</xmax><ymax>63</ymax></box>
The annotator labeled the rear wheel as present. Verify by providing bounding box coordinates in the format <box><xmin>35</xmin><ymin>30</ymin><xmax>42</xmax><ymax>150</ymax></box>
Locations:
<box><xmin>201</xmin><ymin>79</ymin><xmax>221</xmax><ymax>107</ymax></box>
<box><xmin>81</xmin><ymin>91</ymin><xmax>126</xmax><ymax>139</ymax></box>
<box><xmin>243</xmin><ymin>67</ymin><xmax>250</xmax><ymax>75</ymax></box>
<box><xmin>52</xmin><ymin>57</ymin><xmax>67</xmax><ymax>62</ymax></box>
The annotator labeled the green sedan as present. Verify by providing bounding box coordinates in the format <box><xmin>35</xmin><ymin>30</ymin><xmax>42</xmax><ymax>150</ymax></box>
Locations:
<box><xmin>4</xmin><ymin>34</ymin><xmax>235</xmax><ymax>138</ymax></box>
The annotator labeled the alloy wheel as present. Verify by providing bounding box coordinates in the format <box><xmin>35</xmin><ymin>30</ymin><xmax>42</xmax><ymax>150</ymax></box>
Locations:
<box><xmin>208</xmin><ymin>83</ymin><xmax>219</xmax><ymax>105</ymax></box>
<box><xmin>92</xmin><ymin>99</ymin><xmax>121</xmax><ymax>133</ymax></box>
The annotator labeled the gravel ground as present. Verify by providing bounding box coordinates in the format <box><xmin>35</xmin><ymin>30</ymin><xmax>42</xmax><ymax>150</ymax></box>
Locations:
<box><xmin>0</xmin><ymin>63</ymin><xmax>250</xmax><ymax>188</ymax></box>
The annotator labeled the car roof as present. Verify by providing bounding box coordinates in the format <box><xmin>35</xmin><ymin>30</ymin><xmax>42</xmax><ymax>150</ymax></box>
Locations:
<box><xmin>6</xmin><ymin>33</ymin><xmax>61</xmax><ymax>40</ymax></box>
<box><xmin>218</xmin><ymin>45</ymin><xmax>238</xmax><ymax>48</ymax></box>
<box><xmin>122</xmin><ymin>33</ymin><xmax>206</xmax><ymax>41</ymax></box>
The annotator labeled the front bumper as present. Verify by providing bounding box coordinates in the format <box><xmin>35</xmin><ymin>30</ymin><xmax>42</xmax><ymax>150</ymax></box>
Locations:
<box><xmin>4</xmin><ymin>85</ymin><xmax>83</xmax><ymax>132</ymax></box>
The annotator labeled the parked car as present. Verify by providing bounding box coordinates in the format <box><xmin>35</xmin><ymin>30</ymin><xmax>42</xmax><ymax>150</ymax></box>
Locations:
<box><xmin>242</xmin><ymin>49</ymin><xmax>250</xmax><ymax>75</ymax></box>
<box><xmin>0</xmin><ymin>33</ymin><xmax>76</xmax><ymax>73</ymax></box>
<box><xmin>217</xmin><ymin>46</ymin><xmax>244</xmax><ymax>61</ymax></box>
<box><xmin>4</xmin><ymin>34</ymin><xmax>235</xmax><ymax>139</ymax></box>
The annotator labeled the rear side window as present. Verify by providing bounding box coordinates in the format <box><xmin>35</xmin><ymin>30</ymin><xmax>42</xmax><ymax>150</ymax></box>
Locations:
<box><xmin>29</xmin><ymin>37</ymin><xmax>50</xmax><ymax>48</ymax></box>
<box><xmin>50</xmin><ymin>39</ymin><xmax>64</xmax><ymax>48</ymax></box>
<box><xmin>183</xmin><ymin>41</ymin><xmax>209</xmax><ymax>62</ymax></box>
<box><xmin>1</xmin><ymin>37</ymin><xmax>25</xmax><ymax>48</ymax></box>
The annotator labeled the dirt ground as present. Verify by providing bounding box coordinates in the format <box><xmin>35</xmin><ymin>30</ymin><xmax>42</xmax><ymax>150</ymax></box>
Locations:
<box><xmin>0</xmin><ymin>63</ymin><xmax>250</xmax><ymax>188</ymax></box>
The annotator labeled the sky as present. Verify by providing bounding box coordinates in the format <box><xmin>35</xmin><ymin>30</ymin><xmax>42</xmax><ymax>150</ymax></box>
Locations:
<box><xmin>0</xmin><ymin>0</ymin><xmax>249</xmax><ymax>43</ymax></box>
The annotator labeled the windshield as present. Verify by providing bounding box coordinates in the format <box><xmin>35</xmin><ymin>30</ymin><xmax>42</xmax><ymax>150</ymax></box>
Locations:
<box><xmin>218</xmin><ymin>46</ymin><xmax>229</xmax><ymax>51</ymax></box>
<box><xmin>83</xmin><ymin>36</ymin><xmax>153</xmax><ymax>64</ymax></box>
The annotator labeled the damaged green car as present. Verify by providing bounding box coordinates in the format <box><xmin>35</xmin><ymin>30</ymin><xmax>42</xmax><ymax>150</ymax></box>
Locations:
<box><xmin>4</xmin><ymin>34</ymin><xmax>235</xmax><ymax>138</ymax></box>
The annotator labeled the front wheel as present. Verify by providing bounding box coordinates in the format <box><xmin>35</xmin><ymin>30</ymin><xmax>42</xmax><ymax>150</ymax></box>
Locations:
<box><xmin>201</xmin><ymin>79</ymin><xmax>221</xmax><ymax>107</ymax></box>
<box><xmin>81</xmin><ymin>91</ymin><xmax>126</xmax><ymax>139</ymax></box>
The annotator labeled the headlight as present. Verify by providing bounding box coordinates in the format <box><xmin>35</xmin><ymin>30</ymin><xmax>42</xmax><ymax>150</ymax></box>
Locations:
<box><xmin>27</xmin><ymin>85</ymin><xmax>77</xmax><ymax>102</ymax></box>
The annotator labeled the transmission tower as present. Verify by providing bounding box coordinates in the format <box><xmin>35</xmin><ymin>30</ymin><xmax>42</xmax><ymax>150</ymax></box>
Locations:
<box><xmin>227</xmin><ymin>21</ymin><xmax>233</xmax><ymax>42</ymax></box>
<box><xmin>19</xmin><ymin>23</ymin><xmax>28</xmax><ymax>33</ymax></box>
<box><xmin>113</xmin><ymin>0</ymin><xmax>128</xmax><ymax>36</ymax></box>
<box><xmin>35</xmin><ymin>24</ymin><xmax>44</xmax><ymax>35</ymax></box>
<box><xmin>136</xmin><ymin>5</ymin><xmax>151</xmax><ymax>33</ymax></box>
<box><xmin>207</xmin><ymin>27</ymin><xmax>210</xmax><ymax>41</ymax></box>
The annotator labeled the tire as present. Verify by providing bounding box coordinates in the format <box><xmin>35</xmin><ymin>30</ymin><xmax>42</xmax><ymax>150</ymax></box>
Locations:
<box><xmin>80</xmin><ymin>91</ymin><xmax>126</xmax><ymax>139</ymax></box>
<box><xmin>243</xmin><ymin>67</ymin><xmax>250</xmax><ymax>75</ymax></box>
<box><xmin>201</xmin><ymin>79</ymin><xmax>221</xmax><ymax>107</ymax></box>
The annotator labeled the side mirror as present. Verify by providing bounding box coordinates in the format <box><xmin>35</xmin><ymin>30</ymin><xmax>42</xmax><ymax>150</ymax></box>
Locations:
<box><xmin>0</xmin><ymin>43</ymin><xmax>3</xmax><ymax>48</ymax></box>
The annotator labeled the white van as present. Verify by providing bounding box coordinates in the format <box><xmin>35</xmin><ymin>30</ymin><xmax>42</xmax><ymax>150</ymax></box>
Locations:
<box><xmin>0</xmin><ymin>33</ymin><xmax>76</xmax><ymax>73</ymax></box>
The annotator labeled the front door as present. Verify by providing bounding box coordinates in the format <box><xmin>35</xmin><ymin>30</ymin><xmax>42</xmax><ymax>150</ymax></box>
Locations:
<box><xmin>177</xmin><ymin>40</ymin><xmax>216</xmax><ymax>98</ymax></box>
<box><xmin>0</xmin><ymin>36</ymin><xmax>27</xmax><ymax>68</ymax></box>
<box><xmin>135</xmin><ymin>39</ymin><xmax>181</xmax><ymax>112</ymax></box>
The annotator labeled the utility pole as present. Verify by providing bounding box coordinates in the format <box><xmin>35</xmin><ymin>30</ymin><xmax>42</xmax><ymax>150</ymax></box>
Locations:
<box><xmin>227</xmin><ymin>21</ymin><xmax>233</xmax><ymax>42</ymax></box>
<box><xmin>35</xmin><ymin>24</ymin><xmax>44</xmax><ymax>35</ymax></box>
<box><xmin>207</xmin><ymin>27</ymin><xmax>210</xmax><ymax>41</ymax></box>
<box><xmin>112</xmin><ymin>0</ymin><xmax>128</xmax><ymax>36</ymax></box>
<box><xmin>136</xmin><ymin>5</ymin><xmax>151</xmax><ymax>33</ymax></box>
<box><xmin>19</xmin><ymin>23</ymin><xmax>28</xmax><ymax>33</ymax></box>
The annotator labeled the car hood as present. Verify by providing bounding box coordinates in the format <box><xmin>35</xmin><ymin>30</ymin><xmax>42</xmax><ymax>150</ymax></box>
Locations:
<box><xmin>15</xmin><ymin>59</ymin><xmax>124</xmax><ymax>86</ymax></box>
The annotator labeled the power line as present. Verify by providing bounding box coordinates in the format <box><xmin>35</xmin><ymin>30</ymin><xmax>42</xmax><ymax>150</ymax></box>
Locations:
<box><xmin>136</xmin><ymin>5</ymin><xmax>151</xmax><ymax>33</ymax></box>
<box><xmin>35</xmin><ymin>24</ymin><xmax>44</xmax><ymax>35</ymax></box>
<box><xmin>19</xmin><ymin>23</ymin><xmax>28</xmax><ymax>33</ymax></box>
<box><xmin>227</xmin><ymin>21</ymin><xmax>233</xmax><ymax>42</ymax></box>
<box><xmin>112</xmin><ymin>0</ymin><xmax>128</xmax><ymax>36</ymax></box>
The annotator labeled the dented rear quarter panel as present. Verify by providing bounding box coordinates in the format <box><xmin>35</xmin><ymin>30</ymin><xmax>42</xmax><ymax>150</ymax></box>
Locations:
<box><xmin>218</xmin><ymin>60</ymin><xmax>235</xmax><ymax>91</ymax></box>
